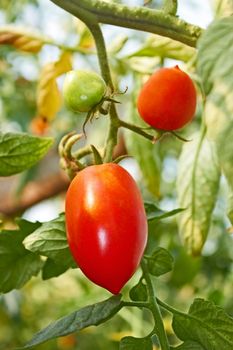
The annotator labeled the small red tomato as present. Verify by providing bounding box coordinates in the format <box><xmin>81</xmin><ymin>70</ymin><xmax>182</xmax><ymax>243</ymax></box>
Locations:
<box><xmin>65</xmin><ymin>163</ymin><xmax>148</xmax><ymax>294</ymax></box>
<box><xmin>137</xmin><ymin>65</ymin><xmax>196</xmax><ymax>131</ymax></box>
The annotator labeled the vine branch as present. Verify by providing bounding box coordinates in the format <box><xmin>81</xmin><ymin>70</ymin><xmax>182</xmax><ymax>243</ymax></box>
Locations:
<box><xmin>50</xmin><ymin>0</ymin><xmax>203</xmax><ymax>47</ymax></box>
<box><xmin>141</xmin><ymin>259</ymin><xmax>170</xmax><ymax>350</ymax></box>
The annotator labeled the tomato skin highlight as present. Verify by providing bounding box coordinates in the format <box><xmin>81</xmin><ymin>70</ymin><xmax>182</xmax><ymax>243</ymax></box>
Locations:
<box><xmin>65</xmin><ymin>163</ymin><xmax>148</xmax><ymax>294</ymax></box>
<box><xmin>137</xmin><ymin>66</ymin><xmax>196</xmax><ymax>131</ymax></box>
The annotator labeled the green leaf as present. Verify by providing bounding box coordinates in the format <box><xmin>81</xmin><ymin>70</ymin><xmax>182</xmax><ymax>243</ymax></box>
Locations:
<box><xmin>124</xmin><ymin>75</ymin><xmax>160</xmax><ymax>198</ymax></box>
<box><xmin>0</xmin><ymin>132</ymin><xmax>53</xmax><ymax>176</ymax></box>
<box><xmin>129</xmin><ymin>279</ymin><xmax>147</xmax><ymax>302</ymax></box>
<box><xmin>169</xmin><ymin>248</ymin><xmax>201</xmax><ymax>288</ymax></box>
<box><xmin>176</xmin><ymin>132</ymin><xmax>220</xmax><ymax>256</ymax></box>
<box><xmin>23</xmin><ymin>213</ymin><xmax>76</xmax><ymax>269</ymax></box>
<box><xmin>172</xmin><ymin>298</ymin><xmax>233</xmax><ymax>350</ymax></box>
<box><xmin>144</xmin><ymin>202</ymin><xmax>185</xmax><ymax>222</ymax></box>
<box><xmin>22</xmin><ymin>295</ymin><xmax>122</xmax><ymax>349</ymax></box>
<box><xmin>197</xmin><ymin>17</ymin><xmax>233</xmax><ymax>95</ymax></box>
<box><xmin>119</xmin><ymin>336</ymin><xmax>153</xmax><ymax>350</ymax></box>
<box><xmin>42</xmin><ymin>258</ymin><xmax>70</xmax><ymax>280</ymax></box>
<box><xmin>126</xmin><ymin>34</ymin><xmax>195</xmax><ymax>62</ymax></box>
<box><xmin>173</xmin><ymin>340</ymin><xmax>205</xmax><ymax>349</ymax></box>
<box><xmin>0</xmin><ymin>219</ymin><xmax>43</xmax><ymax>293</ymax></box>
<box><xmin>147</xmin><ymin>247</ymin><xmax>174</xmax><ymax>277</ymax></box>
<box><xmin>197</xmin><ymin>17</ymin><xmax>233</xmax><ymax>225</ymax></box>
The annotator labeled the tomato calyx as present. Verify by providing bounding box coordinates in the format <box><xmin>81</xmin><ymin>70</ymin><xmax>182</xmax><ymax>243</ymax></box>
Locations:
<box><xmin>81</xmin><ymin>86</ymin><xmax>127</xmax><ymax>136</ymax></box>
<box><xmin>150</xmin><ymin>129</ymin><xmax>191</xmax><ymax>144</ymax></box>
<box><xmin>58</xmin><ymin>132</ymin><xmax>105</xmax><ymax>179</ymax></box>
<box><xmin>59</xmin><ymin>132</ymin><xmax>85</xmax><ymax>179</ymax></box>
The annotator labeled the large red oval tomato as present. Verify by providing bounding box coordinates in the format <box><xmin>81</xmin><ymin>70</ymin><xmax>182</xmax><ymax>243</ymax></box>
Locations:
<box><xmin>65</xmin><ymin>163</ymin><xmax>148</xmax><ymax>294</ymax></box>
<box><xmin>137</xmin><ymin>65</ymin><xmax>196</xmax><ymax>131</ymax></box>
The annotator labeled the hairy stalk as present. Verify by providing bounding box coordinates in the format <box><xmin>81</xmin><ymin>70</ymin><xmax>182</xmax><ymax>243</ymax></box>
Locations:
<box><xmin>103</xmin><ymin>105</ymin><xmax>120</xmax><ymax>162</ymax></box>
<box><xmin>50</xmin><ymin>0</ymin><xmax>203</xmax><ymax>47</ymax></box>
<box><xmin>141</xmin><ymin>259</ymin><xmax>170</xmax><ymax>350</ymax></box>
<box><xmin>84</xmin><ymin>22</ymin><xmax>119</xmax><ymax>162</ymax></box>
<box><xmin>119</xmin><ymin>119</ymin><xmax>156</xmax><ymax>141</ymax></box>
<box><xmin>87</xmin><ymin>23</ymin><xmax>114</xmax><ymax>90</ymax></box>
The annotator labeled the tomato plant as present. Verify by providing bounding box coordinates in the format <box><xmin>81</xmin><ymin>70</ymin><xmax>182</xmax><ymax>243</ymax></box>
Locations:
<box><xmin>137</xmin><ymin>66</ymin><xmax>197</xmax><ymax>131</ymax></box>
<box><xmin>1</xmin><ymin>1</ymin><xmax>233</xmax><ymax>350</ymax></box>
<box><xmin>63</xmin><ymin>70</ymin><xmax>107</xmax><ymax>112</ymax></box>
<box><xmin>65</xmin><ymin>163</ymin><xmax>148</xmax><ymax>294</ymax></box>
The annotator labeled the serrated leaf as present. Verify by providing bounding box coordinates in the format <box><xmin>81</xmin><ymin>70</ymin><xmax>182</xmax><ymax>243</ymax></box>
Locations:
<box><xmin>125</xmin><ymin>75</ymin><xmax>160</xmax><ymax>198</ymax></box>
<box><xmin>129</xmin><ymin>279</ymin><xmax>147</xmax><ymax>302</ymax></box>
<box><xmin>147</xmin><ymin>247</ymin><xmax>174</xmax><ymax>277</ymax></box>
<box><xmin>127</xmin><ymin>34</ymin><xmax>195</xmax><ymax>62</ymax></box>
<box><xmin>0</xmin><ymin>132</ymin><xmax>53</xmax><ymax>176</ymax></box>
<box><xmin>144</xmin><ymin>202</ymin><xmax>185</xmax><ymax>221</ymax></box>
<box><xmin>197</xmin><ymin>17</ymin><xmax>233</xmax><ymax>225</ymax></box>
<box><xmin>37</xmin><ymin>51</ymin><xmax>72</xmax><ymax>121</ymax></box>
<box><xmin>172</xmin><ymin>298</ymin><xmax>233</xmax><ymax>350</ymax></box>
<box><xmin>23</xmin><ymin>214</ymin><xmax>76</xmax><ymax>269</ymax></box>
<box><xmin>0</xmin><ymin>219</ymin><xmax>43</xmax><ymax>293</ymax></box>
<box><xmin>0</xmin><ymin>25</ymin><xmax>44</xmax><ymax>53</ymax></box>
<box><xmin>120</xmin><ymin>336</ymin><xmax>153</xmax><ymax>350</ymax></box>
<box><xmin>177</xmin><ymin>132</ymin><xmax>220</xmax><ymax>256</ymax></box>
<box><xmin>22</xmin><ymin>295</ymin><xmax>122</xmax><ymax>349</ymax></box>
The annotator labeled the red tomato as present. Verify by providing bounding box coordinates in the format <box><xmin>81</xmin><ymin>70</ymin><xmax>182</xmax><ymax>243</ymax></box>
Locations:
<box><xmin>137</xmin><ymin>65</ymin><xmax>196</xmax><ymax>131</ymax></box>
<box><xmin>65</xmin><ymin>163</ymin><xmax>148</xmax><ymax>294</ymax></box>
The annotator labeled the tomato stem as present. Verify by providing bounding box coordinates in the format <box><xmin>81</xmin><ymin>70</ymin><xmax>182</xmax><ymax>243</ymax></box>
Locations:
<box><xmin>88</xmin><ymin>23</ymin><xmax>114</xmax><ymax>90</ymax></box>
<box><xmin>103</xmin><ymin>105</ymin><xmax>120</xmax><ymax>162</ymax></box>
<box><xmin>121</xmin><ymin>301</ymin><xmax>150</xmax><ymax>308</ymax></box>
<box><xmin>118</xmin><ymin>119</ymin><xmax>159</xmax><ymax>142</ymax></box>
<box><xmin>141</xmin><ymin>259</ymin><xmax>170</xmax><ymax>350</ymax></box>
<box><xmin>50</xmin><ymin>0</ymin><xmax>203</xmax><ymax>47</ymax></box>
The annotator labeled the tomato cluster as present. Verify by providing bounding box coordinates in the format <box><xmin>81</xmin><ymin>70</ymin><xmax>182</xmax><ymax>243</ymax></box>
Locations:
<box><xmin>64</xmin><ymin>66</ymin><xmax>196</xmax><ymax>294</ymax></box>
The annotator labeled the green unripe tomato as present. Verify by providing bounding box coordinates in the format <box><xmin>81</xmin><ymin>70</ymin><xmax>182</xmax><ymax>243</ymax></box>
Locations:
<box><xmin>63</xmin><ymin>70</ymin><xmax>107</xmax><ymax>113</ymax></box>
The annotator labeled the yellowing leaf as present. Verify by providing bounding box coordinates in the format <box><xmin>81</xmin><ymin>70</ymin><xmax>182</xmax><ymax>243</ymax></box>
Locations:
<box><xmin>37</xmin><ymin>51</ymin><xmax>72</xmax><ymax>121</ymax></box>
<box><xmin>177</xmin><ymin>132</ymin><xmax>220</xmax><ymax>256</ymax></box>
<box><xmin>0</xmin><ymin>25</ymin><xmax>44</xmax><ymax>53</ymax></box>
<box><xmin>76</xmin><ymin>19</ymin><xmax>94</xmax><ymax>49</ymax></box>
<box><xmin>37</xmin><ymin>80</ymin><xmax>61</xmax><ymax>120</ymax></box>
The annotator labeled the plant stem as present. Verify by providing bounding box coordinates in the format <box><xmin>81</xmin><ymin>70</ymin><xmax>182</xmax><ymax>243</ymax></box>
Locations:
<box><xmin>84</xmin><ymin>22</ymin><xmax>119</xmax><ymax>162</ymax></box>
<box><xmin>156</xmin><ymin>297</ymin><xmax>186</xmax><ymax>317</ymax></box>
<box><xmin>50</xmin><ymin>0</ymin><xmax>203</xmax><ymax>47</ymax></box>
<box><xmin>87</xmin><ymin>23</ymin><xmax>114</xmax><ymax>90</ymax></box>
<box><xmin>141</xmin><ymin>259</ymin><xmax>170</xmax><ymax>350</ymax></box>
<box><xmin>103</xmin><ymin>105</ymin><xmax>120</xmax><ymax>162</ymax></box>
<box><xmin>119</xmin><ymin>119</ymin><xmax>156</xmax><ymax>142</ymax></box>
<box><xmin>122</xmin><ymin>301</ymin><xmax>150</xmax><ymax>308</ymax></box>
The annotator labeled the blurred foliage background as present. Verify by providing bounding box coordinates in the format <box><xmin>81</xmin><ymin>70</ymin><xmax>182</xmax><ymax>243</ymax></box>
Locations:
<box><xmin>0</xmin><ymin>0</ymin><xmax>232</xmax><ymax>349</ymax></box>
